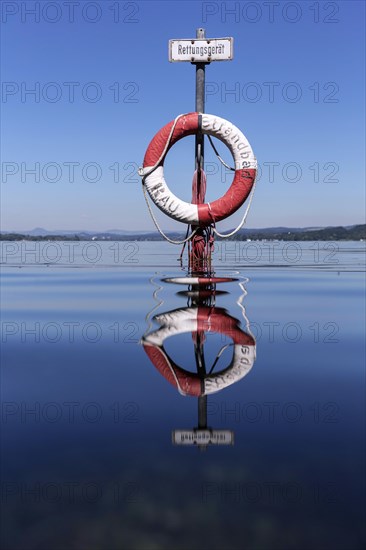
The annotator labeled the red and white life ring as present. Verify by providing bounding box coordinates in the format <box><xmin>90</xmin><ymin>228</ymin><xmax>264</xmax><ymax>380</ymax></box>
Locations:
<box><xmin>140</xmin><ymin>113</ymin><xmax>257</xmax><ymax>226</ymax></box>
<box><xmin>142</xmin><ymin>306</ymin><xmax>256</xmax><ymax>397</ymax></box>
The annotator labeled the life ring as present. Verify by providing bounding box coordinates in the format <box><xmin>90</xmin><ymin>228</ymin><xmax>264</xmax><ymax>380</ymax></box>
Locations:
<box><xmin>140</xmin><ymin>113</ymin><xmax>257</xmax><ymax>226</ymax></box>
<box><xmin>142</xmin><ymin>306</ymin><xmax>256</xmax><ymax>397</ymax></box>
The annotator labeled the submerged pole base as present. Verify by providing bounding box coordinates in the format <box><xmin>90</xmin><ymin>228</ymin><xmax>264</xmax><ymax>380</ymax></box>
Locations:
<box><xmin>188</xmin><ymin>226</ymin><xmax>214</xmax><ymax>274</ymax></box>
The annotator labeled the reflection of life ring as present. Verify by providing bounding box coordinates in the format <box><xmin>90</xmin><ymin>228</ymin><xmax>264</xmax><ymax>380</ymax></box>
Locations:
<box><xmin>142</xmin><ymin>307</ymin><xmax>256</xmax><ymax>397</ymax></box>
<box><xmin>139</xmin><ymin>113</ymin><xmax>257</xmax><ymax>226</ymax></box>
<box><xmin>163</xmin><ymin>276</ymin><xmax>237</xmax><ymax>285</ymax></box>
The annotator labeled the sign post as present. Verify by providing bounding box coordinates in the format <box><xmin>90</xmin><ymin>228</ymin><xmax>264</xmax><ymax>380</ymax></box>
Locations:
<box><xmin>169</xmin><ymin>29</ymin><xmax>234</xmax><ymax>268</ymax></box>
<box><xmin>169</xmin><ymin>29</ymin><xmax>233</xmax><ymax>184</ymax></box>
<box><xmin>169</xmin><ymin>35</ymin><xmax>233</xmax><ymax>63</ymax></box>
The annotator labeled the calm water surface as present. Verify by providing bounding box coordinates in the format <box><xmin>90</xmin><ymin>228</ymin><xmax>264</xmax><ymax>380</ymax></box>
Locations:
<box><xmin>1</xmin><ymin>241</ymin><xmax>365</xmax><ymax>550</ymax></box>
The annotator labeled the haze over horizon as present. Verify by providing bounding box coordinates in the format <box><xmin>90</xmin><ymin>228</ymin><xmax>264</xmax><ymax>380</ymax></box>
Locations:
<box><xmin>1</xmin><ymin>222</ymin><xmax>364</xmax><ymax>236</ymax></box>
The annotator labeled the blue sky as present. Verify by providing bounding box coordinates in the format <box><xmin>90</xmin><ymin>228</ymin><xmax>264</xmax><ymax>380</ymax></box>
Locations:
<box><xmin>1</xmin><ymin>0</ymin><xmax>365</xmax><ymax>231</ymax></box>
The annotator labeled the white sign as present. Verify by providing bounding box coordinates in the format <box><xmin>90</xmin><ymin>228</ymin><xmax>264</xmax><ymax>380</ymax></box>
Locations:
<box><xmin>172</xmin><ymin>429</ymin><xmax>234</xmax><ymax>445</ymax></box>
<box><xmin>169</xmin><ymin>38</ymin><xmax>233</xmax><ymax>63</ymax></box>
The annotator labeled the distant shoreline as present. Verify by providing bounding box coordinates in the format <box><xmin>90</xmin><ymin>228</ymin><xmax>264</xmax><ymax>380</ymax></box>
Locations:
<box><xmin>1</xmin><ymin>225</ymin><xmax>365</xmax><ymax>242</ymax></box>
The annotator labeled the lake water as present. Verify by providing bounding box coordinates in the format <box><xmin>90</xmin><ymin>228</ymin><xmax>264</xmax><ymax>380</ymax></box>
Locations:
<box><xmin>1</xmin><ymin>241</ymin><xmax>365</xmax><ymax>550</ymax></box>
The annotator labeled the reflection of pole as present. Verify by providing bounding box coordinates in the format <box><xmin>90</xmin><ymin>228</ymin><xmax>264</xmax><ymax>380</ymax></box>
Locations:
<box><xmin>198</xmin><ymin>396</ymin><xmax>207</xmax><ymax>429</ymax></box>
<box><xmin>195</xmin><ymin>336</ymin><xmax>208</xmax><ymax>451</ymax></box>
<box><xmin>194</xmin><ymin>332</ymin><xmax>206</xmax><ymax>373</ymax></box>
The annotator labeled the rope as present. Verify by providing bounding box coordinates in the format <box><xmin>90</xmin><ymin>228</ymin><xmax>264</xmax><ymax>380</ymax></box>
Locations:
<box><xmin>143</xmin><ymin>276</ymin><xmax>164</xmax><ymax>337</ymax></box>
<box><xmin>207</xmin><ymin>134</ymin><xmax>258</xmax><ymax>239</ymax></box>
<box><xmin>207</xmin><ymin>135</ymin><xmax>235</xmax><ymax>171</ymax></box>
<box><xmin>211</xmin><ymin>175</ymin><xmax>258</xmax><ymax>238</ymax></box>
<box><xmin>139</xmin><ymin>113</ymin><xmax>198</xmax><ymax>246</ymax></box>
<box><xmin>180</xmin><ymin>226</ymin><xmax>190</xmax><ymax>259</ymax></box>
<box><xmin>142</xmin><ymin>184</ymin><xmax>198</xmax><ymax>245</ymax></box>
<box><xmin>139</xmin><ymin>114</ymin><xmax>185</xmax><ymax>179</ymax></box>
<box><xmin>208</xmin><ymin>343</ymin><xmax>233</xmax><ymax>374</ymax></box>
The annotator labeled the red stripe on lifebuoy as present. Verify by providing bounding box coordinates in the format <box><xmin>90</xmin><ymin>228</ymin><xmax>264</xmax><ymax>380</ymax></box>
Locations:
<box><xmin>143</xmin><ymin>113</ymin><xmax>199</xmax><ymax>167</ymax></box>
<box><xmin>196</xmin><ymin>307</ymin><xmax>255</xmax><ymax>345</ymax></box>
<box><xmin>196</xmin><ymin>277</ymin><xmax>237</xmax><ymax>284</ymax></box>
<box><xmin>197</xmin><ymin>168</ymin><xmax>257</xmax><ymax>225</ymax></box>
<box><xmin>144</xmin><ymin>345</ymin><xmax>202</xmax><ymax>396</ymax></box>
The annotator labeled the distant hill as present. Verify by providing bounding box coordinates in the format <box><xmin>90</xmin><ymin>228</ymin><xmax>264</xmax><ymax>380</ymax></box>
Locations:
<box><xmin>232</xmin><ymin>225</ymin><xmax>366</xmax><ymax>241</ymax></box>
<box><xmin>4</xmin><ymin>227</ymin><xmax>153</xmax><ymax>237</ymax></box>
<box><xmin>0</xmin><ymin>225</ymin><xmax>365</xmax><ymax>241</ymax></box>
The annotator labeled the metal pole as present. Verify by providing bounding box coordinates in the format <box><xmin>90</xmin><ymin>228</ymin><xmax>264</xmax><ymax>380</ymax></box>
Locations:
<box><xmin>195</xmin><ymin>28</ymin><xmax>206</xmax><ymax>173</ymax></box>
<box><xmin>190</xmin><ymin>28</ymin><xmax>208</xmax><ymax>271</ymax></box>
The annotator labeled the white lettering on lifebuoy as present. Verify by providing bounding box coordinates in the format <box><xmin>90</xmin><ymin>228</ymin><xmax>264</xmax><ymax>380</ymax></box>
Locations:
<box><xmin>160</xmin><ymin>195</ymin><xmax>169</xmax><ymax>208</ymax></box>
<box><xmin>201</xmin><ymin>114</ymin><xmax>256</xmax><ymax>166</ymax></box>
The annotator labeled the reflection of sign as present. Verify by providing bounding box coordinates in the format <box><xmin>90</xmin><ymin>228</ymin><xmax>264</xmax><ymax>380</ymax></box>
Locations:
<box><xmin>172</xmin><ymin>429</ymin><xmax>234</xmax><ymax>445</ymax></box>
<box><xmin>169</xmin><ymin>38</ymin><xmax>233</xmax><ymax>62</ymax></box>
